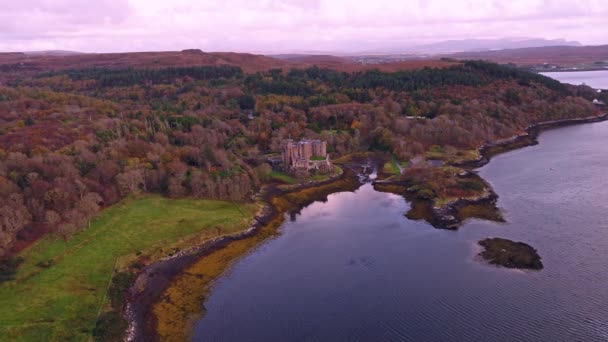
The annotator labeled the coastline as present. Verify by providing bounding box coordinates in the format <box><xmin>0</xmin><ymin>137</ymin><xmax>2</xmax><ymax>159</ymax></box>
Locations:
<box><xmin>125</xmin><ymin>167</ymin><xmax>362</xmax><ymax>341</ymax></box>
<box><xmin>124</xmin><ymin>111</ymin><xmax>607</xmax><ymax>340</ymax></box>
<box><xmin>456</xmin><ymin>112</ymin><xmax>608</xmax><ymax>169</ymax></box>
<box><xmin>123</xmin><ymin>203</ymin><xmax>274</xmax><ymax>342</ymax></box>
<box><xmin>447</xmin><ymin>112</ymin><xmax>608</xmax><ymax>227</ymax></box>
<box><xmin>375</xmin><ymin>112</ymin><xmax>608</xmax><ymax>229</ymax></box>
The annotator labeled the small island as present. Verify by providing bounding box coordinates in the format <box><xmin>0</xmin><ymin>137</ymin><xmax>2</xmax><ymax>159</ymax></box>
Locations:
<box><xmin>478</xmin><ymin>237</ymin><xmax>543</xmax><ymax>270</ymax></box>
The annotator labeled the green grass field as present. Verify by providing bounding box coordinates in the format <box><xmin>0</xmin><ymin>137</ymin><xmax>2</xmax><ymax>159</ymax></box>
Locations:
<box><xmin>0</xmin><ymin>195</ymin><xmax>256</xmax><ymax>341</ymax></box>
<box><xmin>383</xmin><ymin>156</ymin><xmax>402</xmax><ymax>176</ymax></box>
<box><xmin>268</xmin><ymin>170</ymin><xmax>297</xmax><ymax>184</ymax></box>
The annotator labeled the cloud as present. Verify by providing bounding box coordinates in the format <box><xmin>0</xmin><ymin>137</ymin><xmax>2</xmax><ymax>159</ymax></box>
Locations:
<box><xmin>0</xmin><ymin>0</ymin><xmax>606</xmax><ymax>52</ymax></box>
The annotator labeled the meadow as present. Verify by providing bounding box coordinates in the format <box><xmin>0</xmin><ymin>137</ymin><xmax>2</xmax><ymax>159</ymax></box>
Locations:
<box><xmin>0</xmin><ymin>195</ymin><xmax>256</xmax><ymax>341</ymax></box>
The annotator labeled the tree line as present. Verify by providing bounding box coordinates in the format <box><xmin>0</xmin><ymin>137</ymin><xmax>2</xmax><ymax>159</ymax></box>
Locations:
<box><xmin>0</xmin><ymin>60</ymin><xmax>597</xmax><ymax>258</ymax></box>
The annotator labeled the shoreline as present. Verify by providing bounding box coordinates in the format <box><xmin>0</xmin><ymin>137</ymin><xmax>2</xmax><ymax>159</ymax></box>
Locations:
<box><xmin>535</xmin><ymin>68</ymin><xmax>608</xmax><ymax>73</ymax></box>
<box><xmin>124</xmin><ymin>112</ymin><xmax>607</xmax><ymax>340</ymax></box>
<box><xmin>123</xmin><ymin>204</ymin><xmax>274</xmax><ymax>342</ymax></box>
<box><xmin>124</xmin><ymin>167</ymin><xmax>361</xmax><ymax>341</ymax></box>
<box><xmin>373</xmin><ymin>178</ymin><xmax>502</xmax><ymax>230</ymax></box>
<box><xmin>375</xmin><ymin>112</ymin><xmax>608</xmax><ymax>229</ymax></box>
<box><xmin>445</xmin><ymin>112</ymin><xmax>607</xmax><ymax>227</ymax></box>
<box><xmin>456</xmin><ymin>112</ymin><xmax>608</xmax><ymax>169</ymax></box>
<box><xmin>445</xmin><ymin>112</ymin><xmax>608</xmax><ymax>227</ymax></box>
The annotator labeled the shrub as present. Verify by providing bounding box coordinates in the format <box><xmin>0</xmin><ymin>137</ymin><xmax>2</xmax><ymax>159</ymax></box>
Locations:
<box><xmin>458</xmin><ymin>179</ymin><xmax>484</xmax><ymax>192</ymax></box>
<box><xmin>416</xmin><ymin>188</ymin><xmax>435</xmax><ymax>200</ymax></box>
<box><xmin>238</xmin><ymin>94</ymin><xmax>256</xmax><ymax>110</ymax></box>
<box><xmin>107</xmin><ymin>271</ymin><xmax>135</xmax><ymax>309</ymax></box>
<box><xmin>0</xmin><ymin>257</ymin><xmax>24</xmax><ymax>283</ymax></box>
<box><xmin>429</xmin><ymin>145</ymin><xmax>443</xmax><ymax>153</ymax></box>
<box><xmin>504</xmin><ymin>89</ymin><xmax>522</xmax><ymax>105</ymax></box>
<box><xmin>35</xmin><ymin>259</ymin><xmax>54</xmax><ymax>268</ymax></box>
<box><xmin>92</xmin><ymin>311</ymin><xmax>127</xmax><ymax>342</ymax></box>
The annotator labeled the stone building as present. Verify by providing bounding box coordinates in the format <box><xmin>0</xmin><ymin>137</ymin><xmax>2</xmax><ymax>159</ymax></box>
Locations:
<box><xmin>282</xmin><ymin>139</ymin><xmax>331</xmax><ymax>173</ymax></box>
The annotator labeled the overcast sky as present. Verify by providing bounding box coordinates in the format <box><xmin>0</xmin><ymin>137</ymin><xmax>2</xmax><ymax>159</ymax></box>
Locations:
<box><xmin>1</xmin><ymin>0</ymin><xmax>607</xmax><ymax>53</ymax></box>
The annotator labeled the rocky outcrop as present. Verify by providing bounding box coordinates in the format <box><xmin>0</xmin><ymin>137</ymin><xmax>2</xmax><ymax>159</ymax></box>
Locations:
<box><xmin>478</xmin><ymin>237</ymin><xmax>543</xmax><ymax>270</ymax></box>
<box><xmin>374</xmin><ymin>176</ymin><xmax>503</xmax><ymax>230</ymax></box>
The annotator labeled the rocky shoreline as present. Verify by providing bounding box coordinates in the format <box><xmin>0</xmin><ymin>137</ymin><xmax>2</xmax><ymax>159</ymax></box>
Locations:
<box><xmin>429</xmin><ymin>186</ymin><xmax>500</xmax><ymax>229</ymax></box>
<box><xmin>456</xmin><ymin>112</ymin><xmax>608</xmax><ymax>169</ymax></box>
<box><xmin>124</xmin><ymin>167</ymin><xmax>361</xmax><ymax>341</ymax></box>
<box><xmin>377</xmin><ymin>112</ymin><xmax>608</xmax><ymax>230</ymax></box>
<box><xmin>374</xmin><ymin>179</ymin><xmax>502</xmax><ymax>230</ymax></box>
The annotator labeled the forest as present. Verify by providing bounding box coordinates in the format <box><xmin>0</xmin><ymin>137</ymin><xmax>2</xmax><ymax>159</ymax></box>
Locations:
<box><xmin>0</xmin><ymin>60</ymin><xmax>601</xmax><ymax>261</ymax></box>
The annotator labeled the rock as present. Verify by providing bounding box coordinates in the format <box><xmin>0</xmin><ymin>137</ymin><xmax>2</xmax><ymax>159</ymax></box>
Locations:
<box><xmin>478</xmin><ymin>237</ymin><xmax>543</xmax><ymax>270</ymax></box>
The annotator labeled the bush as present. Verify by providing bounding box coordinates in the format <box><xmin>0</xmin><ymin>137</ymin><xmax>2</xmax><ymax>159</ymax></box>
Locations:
<box><xmin>416</xmin><ymin>188</ymin><xmax>436</xmax><ymax>200</ymax></box>
<box><xmin>504</xmin><ymin>89</ymin><xmax>522</xmax><ymax>105</ymax></box>
<box><xmin>407</xmin><ymin>184</ymin><xmax>435</xmax><ymax>200</ymax></box>
<box><xmin>93</xmin><ymin>270</ymin><xmax>136</xmax><ymax>341</ymax></box>
<box><xmin>35</xmin><ymin>259</ymin><xmax>54</xmax><ymax>269</ymax></box>
<box><xmin>92</xmin><ymin>311</ymin><xmax>127</xmax><ymax>342</ymax></box>
<box><xmin>429</xmin><ymin>145</ymin><xmax>443</xmax><ymax>153</ymax></box>
<box><xmin>107</xmin><ymin>271</ymin><xmax>135</xmax><ymax>309</ymax></box>
<box><xmin>129</xmin><ymin>261</ymin><xmax>145</xmax><ymax>270</ymax></box>
<box><xmin>0</xmin><ymin>257</ymin><xmax>24</xmax><ymax>283</ymax></box>
<box><xmin>238</xmin><ymin>94</ymin><xmax>256</xmax><ymax>110</ymax></box>
<box><xmin>458</xmin><ymin>179</ymin><xmax>484</xmax><ymax>192</ymax></box>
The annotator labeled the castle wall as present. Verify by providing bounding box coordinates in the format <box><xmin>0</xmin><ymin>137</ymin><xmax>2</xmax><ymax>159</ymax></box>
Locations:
<box><xmin>282</xmin><ymin>139</ymin><xmax>330</xmax><ymax>173</ymax></box>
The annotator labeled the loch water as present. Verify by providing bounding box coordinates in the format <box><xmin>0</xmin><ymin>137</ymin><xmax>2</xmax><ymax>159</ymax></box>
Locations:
<box><xmin>192</xmin><ymin>120</ymin><xmax>608</xmax><ymax>341</ymax></box>
<box><xmin>541</xmin><ymin>70</ymin><xmax>608</xmax><ymax>89</ymax></box>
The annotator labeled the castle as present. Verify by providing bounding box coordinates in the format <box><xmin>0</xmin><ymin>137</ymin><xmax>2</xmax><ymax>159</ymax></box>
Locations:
<box><xmin>282</xmin><ymin>139</ymin><xmax>331</xmax><ymax>173</ymax></box>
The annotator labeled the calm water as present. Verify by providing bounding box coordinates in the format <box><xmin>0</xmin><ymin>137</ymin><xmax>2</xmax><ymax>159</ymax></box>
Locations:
<box><xmin>541</xmin><ymin>70</ymin><xmax>608</xmax><ymax>89</ymax></box>
<box><xmin>193</xmin><ymin>122</ymin><xmax>608</xmax><ymax>341</ymax></box>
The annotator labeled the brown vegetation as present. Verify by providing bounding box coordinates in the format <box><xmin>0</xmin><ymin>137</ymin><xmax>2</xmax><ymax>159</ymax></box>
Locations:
<box><xmin>277</xmin><ymin>54</ymin><xmax>459</xmax><ymax>72</ymax></box>
<box><xmin>0</xmin><ymin>56</ymin><xmax>601</xmax><ymax>260</ymax></box>
<box><xmin>0</xmin><ymin>50</ymin><xmax>296</xmax><ymax>75</ymax></box>
<box><xmin>0</xmin><ymin>50</ymin><xmax>461</xmax><ymax>82</ymax></box>
<box><xmin>478</xmin><ymin>237</ymin><xmax>543</xmax><ymax>270</ymax></box>
<box><xmin>374</xmin><ymin>166</ymin><xmax>504</xmax><ymax>229</ymax></box>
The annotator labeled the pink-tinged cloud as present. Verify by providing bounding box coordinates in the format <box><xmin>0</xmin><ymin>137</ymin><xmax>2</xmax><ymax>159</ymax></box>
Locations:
<box><xmin>1</xmin><ymin>0</ymin><xmax>606</xmax><ymax>53</ymax></box>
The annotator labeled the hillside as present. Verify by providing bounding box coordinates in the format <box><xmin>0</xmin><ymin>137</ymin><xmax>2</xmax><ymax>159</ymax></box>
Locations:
<box><xmin>0</xmin><ymin>50</ymin><xmax>296</xmax><ymax>75</ymax></box>
<box><xmin>0</xmin><ymin>50</ymin><xmax>462</xmax><ymax>81</ymax></box>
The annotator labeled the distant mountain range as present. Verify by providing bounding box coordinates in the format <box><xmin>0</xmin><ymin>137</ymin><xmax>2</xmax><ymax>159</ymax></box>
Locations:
<box><xmin>272</xmin><ymin>38</ymin><xmax>583</xmax><ymax>56</ymax></box>
<box><xmin>23</xmin><ymin>50</ymin><xmax>85</xmax><ymax>56</ymax></box>
<box><xmin>409</xmin><ymin>38</ymin><xmax>582</xmax><ymax>54</ymax></box>
<box><xmin>3</xmin><ymin>38</ymin><xmax>589</xmax><ymax>59</ymax></box>
<box><xmin>444</xmin><ymin>44</ymin><xmax>608</xmax><ymax>67</ymax></box>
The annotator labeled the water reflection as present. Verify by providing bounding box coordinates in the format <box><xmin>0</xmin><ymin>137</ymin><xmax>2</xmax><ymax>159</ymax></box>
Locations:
<box><xmin>194</xmin><ymin>121</ymin><xmax>608</xmax><ymax>342</ymax></box>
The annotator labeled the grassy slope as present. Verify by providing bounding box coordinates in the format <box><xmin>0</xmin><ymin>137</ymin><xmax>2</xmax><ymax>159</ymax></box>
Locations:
<box><xmin>382</xmin><ymin>156</ymin><xmax>402</xmax><ymax>176</ymax></box>
<box><xmin>268</xmin><ymin>170</ymin><xmax>297</xmax><ymax>184</ymax></box>
<box><xmin>0</xmin><ymin>195</ymin><xmax>256</xmax><ymax>341</ymax></box>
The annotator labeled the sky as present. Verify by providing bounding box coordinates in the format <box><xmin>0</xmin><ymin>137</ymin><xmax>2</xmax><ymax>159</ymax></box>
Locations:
<box><xmin>1</xmin><ymin>0</ymin><xmax>607</xmax><ymax>53</ymax></box>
